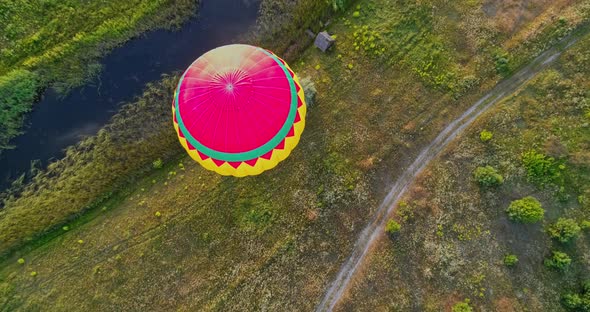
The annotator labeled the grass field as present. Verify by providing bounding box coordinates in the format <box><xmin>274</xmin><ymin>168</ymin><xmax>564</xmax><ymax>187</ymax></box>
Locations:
<box><xmin>339</xmin><ymin>31</ymin><xmax>590</xmax><ymax>311</ymax></box>
<box><xmin>1</xmin><ymin>0</ymin><xmax>589</xmax><ymax>310</ymax></box>
<box><xmin>0</xmin><ymin>0</ymin><xmax>197</xmax><ymax>154</ymax></box>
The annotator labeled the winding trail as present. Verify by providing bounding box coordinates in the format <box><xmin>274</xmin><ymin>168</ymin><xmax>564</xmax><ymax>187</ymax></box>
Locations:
<box><xmin>316</xmin><ymin>32</ymin><xmax>583</xmax><ymax>312</ymax></box>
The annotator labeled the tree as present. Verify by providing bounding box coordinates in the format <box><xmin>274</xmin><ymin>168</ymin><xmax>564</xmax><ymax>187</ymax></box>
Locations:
<box><xmin>544</xmin><ymin>251</ymin><xmax>571</xmax><ymax>270</ymax></box>
<box><xmin>547</xmin><ymin>218</ymin><xmax>581</xmax><ymax>243</ymax></box>
<box><xmin>506</xmin><ymin>197</ymin><xmax>544</xmax><ymax>223</ymax></box>
<box><xmin>385</xmin><ymin>219</ymin><xmax>401</xmax><ymax>235</ymax></box>
<box><xmin>474</xmin><ymin>166</ymin><xmax>504</xmax><ymax>187</ymax></box>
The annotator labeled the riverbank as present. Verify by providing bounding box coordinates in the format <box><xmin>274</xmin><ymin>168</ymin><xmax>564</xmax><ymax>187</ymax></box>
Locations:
<box><xmin>0</xmin><ymin>0</ymin><xmax>198</xmax><ymax>155</ymax></box>
<box><xmin>0</xmin><ymin>0</ymin><xmax>260</xmax><ymax>190</ymax></box>
<box><xmin>1</xmin><ymin>0</ymin><xmax>589</xmax><ymax>310</ymax></box>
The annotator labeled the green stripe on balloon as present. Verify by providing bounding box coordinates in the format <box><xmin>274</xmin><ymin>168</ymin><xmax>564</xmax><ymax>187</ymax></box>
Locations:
<box><xmin>175</xmin><ymin>48</ymin><xmax>298</xmax><ymax>162</ymax></box>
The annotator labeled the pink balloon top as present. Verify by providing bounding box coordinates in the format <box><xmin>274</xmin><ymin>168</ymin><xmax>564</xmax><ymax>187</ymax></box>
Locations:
<box><xmin>174</xmin><ymin>44</ymin><xmax>299</xmax><ymax>162</ymax></box>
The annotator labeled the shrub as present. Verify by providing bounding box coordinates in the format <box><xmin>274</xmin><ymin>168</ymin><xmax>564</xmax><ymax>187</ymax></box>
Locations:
<box><xmin>547</xmin><ymin>218</ymin><xmax>581</xmax><ymax>243</ymax></box>
<box><xmin>474</xmin><ymin>166</ymin><xmax>504</xmax><ymax>187</ymax></box>
<box><xmin>480</xmin><ymin>130</ymin><xmax>493</xmax><ymax>142</ymax></box>
<box><xmin>331</xmin><ymin>0</ymin><xmax>352</xmax><ymax>11</ymax></box>
<box><xmin>494</xmin><ymin>52</ymin><xmax>510</xmax><ymax>76</ymax></box>
<box><xmin>503</xmin><ymin>254</ymin><xmax>518</xmax><ymax>267</ymax></box>
<box><xmin>152</xmin><ymin>158</ymin><xmax>164</xmax><ymax>169</ymax></box>
<box><xmin>561</xmin><ymin>281</ymin><xmax>590</xmax><ymax>311</ymax></box>
<box><xmin>562</xmin><ymin>293</ymin><xmax>583</xmax><ymax>310</ymax></box>
<box><xmin>385</xmin><ymin>219</ymin><xmax>401</xmax><ymax>235</ymax></box>
<box><xmin>452</xmin><ymin>299</ymin><xmax>473</xmax><ymax>312</ymax></box>
<box><xmin>521</xmin><ymin>150</ymin><xmax>563</xmax><ymax>187</ymax></box>
<box><xmin>17</xmin><ymin>258</ymin><xmax>25</xmax><ymax>265</ymax></box>
<box><xmin>580</xmin><ymin>220</ymin><xmax>590</xmax><ymax>231</ymax></box>
<box><xmin>506</xmin><ymin>196</ymin><xmax>544</xmax><ymax>223</ymax></box>
<box><xmin>544</xmin><ymin>251</ymin><xmax>571</xmax><ymax>270</ymax></box>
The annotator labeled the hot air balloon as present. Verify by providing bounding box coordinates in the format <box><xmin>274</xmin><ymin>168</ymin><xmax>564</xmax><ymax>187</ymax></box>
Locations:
<box><xmin>172</xmin><ymin>44</ymin><xmax>306</xmax><ymax>177</ymax></box>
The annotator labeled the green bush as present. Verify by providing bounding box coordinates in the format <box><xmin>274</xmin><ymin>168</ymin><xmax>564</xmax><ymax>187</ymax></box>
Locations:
<box><xmin>506</xmin><ymin>196</ymin><xmax>544</xmax><ymax>223</ymax></box>
<box><xmin>547</xmin><ymin>218</ymin><xmax>581</xmax><ymax>243</ymax></box>
<box><xmin>544</xmin><ymin>251</ymin><xmax>571</xmax><ymax>270</ymax></box>
<box><xmin>503</xmin><ymin>254</ymin><xmax>518</xmax><ymax>267</ymax></box>
<box><xmin>580</xmin><ymin>220</ymin><xmax>590</xmax><ymax>231</ymax></box>
<box><xmin>474</xmin><ymin>166</ymin><xmax>504</xmax><ymax>187</ymax></box>
<box><xmin>152</xmin><ymin>158</ymin><xmax>164</xmax><ymax>169</ymax></box>
<box><xmin>331</xmin><ymin>0</ymin><xmax>352</xmax><ymax>11</ymax></box>
<box><xmin>562</xmin><ymin>281</ymin><xmax>590</xmax><ymax>311</ymax></box>
<box><xmin>452</xmin><ymin>299</ymin><xmax>473</xmax><ymax>312</ymax></box>
<box><xmin>479</xmin><ymin>130</ymin><xmax>493</xmax><ymax>142</ymax></box>
<box><xmin>521</xmin><ymin>150</ymin><xmax>563</xmax><ymax>187</ymax></box>
<box><xmin>562</xmin><ymin>293</ymin><xmax>583</xmax><ymax>310</ymax></box>
<box><xmin>385</xmin><ymin>219</ymin><xmax>401</xmax><ymax>235</ymax></box>
<box><xmin>494</xmin><ymin>50</ymin><xmax>511</xmax><ymax>76</ymax></box>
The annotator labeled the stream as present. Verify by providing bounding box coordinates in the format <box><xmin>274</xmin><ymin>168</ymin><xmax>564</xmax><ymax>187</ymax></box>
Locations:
<box><xmin>0</xmin><ymin>0</ymin><xmax>261</xmax><ymax>190</ymax></box>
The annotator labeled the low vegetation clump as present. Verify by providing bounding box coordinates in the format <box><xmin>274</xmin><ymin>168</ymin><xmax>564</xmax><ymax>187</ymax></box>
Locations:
<box><xmin>474</xmin><ymin>166</ymin><xmax>504</xmax><ymax>187</ymax></box>
<box><xmin>152</xmin><ymin>159</ymin><xmax>164</xmax><ymax>169</ymax></box>
<box><xmin>521</xmin><ymin>150</ymin><xmax>564</xmax><ymax>187</ymax></box>
<box><xmin>479</xmin><ymin>130</ymin><xmax>493</xmax><ymax>142</ymax></box>
<box><xmin>385</xmin><ymin>219</ymin><xmax>401</xmax><ymax>235</ymax></box>
<box><xmin>452</xmin><ymin>299</ymin><xmax>473</xmax><ymax>312</ymax></box>
<box><xmin>547</xmin><ymin>218</ymin><xmax>581</xmax><ymax>243</ymax></box>
<box><xmin>503</xmin><ymin>254</ymin><xmax>518</xmax><ymax>267</ymax></box>
<box><xmin>506</xmin><ymin>196</ymin><xmax>544</xmax><ymax>223</ymax></box>
<box><xmin>544</xmin><ymin>251</ymin><xmax>572</xmax><ymax>271</ymax></box>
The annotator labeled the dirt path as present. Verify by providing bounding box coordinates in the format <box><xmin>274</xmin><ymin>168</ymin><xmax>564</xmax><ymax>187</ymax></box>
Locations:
<box><xmin>315</xmin><ymin>32</ymin><xmax>584</xmax><ymax>312</ymax></box>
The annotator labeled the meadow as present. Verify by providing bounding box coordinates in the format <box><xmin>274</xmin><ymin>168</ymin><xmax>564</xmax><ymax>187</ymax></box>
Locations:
<box><xmin>341</xmin><ymin>30</ymin><xmax>590</xmax><ymax>311</ymax></box>
<box><xmin>1</xmin><ymin>0</ymin><xmax>589</xmax><ymax>310</ymax></box>
<box><xmin>0</xmin><ymin>0</ymin><xmax>197</xmax><ymax>153</ymax></box>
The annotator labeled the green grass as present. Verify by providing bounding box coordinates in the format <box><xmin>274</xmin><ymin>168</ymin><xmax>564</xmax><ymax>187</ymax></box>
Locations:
<box><xmin>0</xmin><ymin>69</ymin><xmax>39</xmax><ymax>150</ymax></box>
<box><xmin>0</xmin><ymin>0</ymin><xmax>198</xmax><ymax>154</ymax></box>
<box><xmin>341</xmin><ymin>29</ymin><xmax>590</xmax><ymax>311</ymax></box>
<box><xmin>1</xmin><ymin>0</ymin><xmax>589</xmax><ymax>310</ymax></box>
<box><xmin>0</xmin><ymin>75</ymin><xmax>182</xmax><ymax>258</ymax></box>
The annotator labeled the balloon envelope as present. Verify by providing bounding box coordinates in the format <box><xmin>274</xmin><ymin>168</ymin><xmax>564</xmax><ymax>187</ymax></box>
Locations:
<box><xmin>173</xmin><ymin>44</ymin><xmax>306</xmax><ymax>177</ymax></box>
